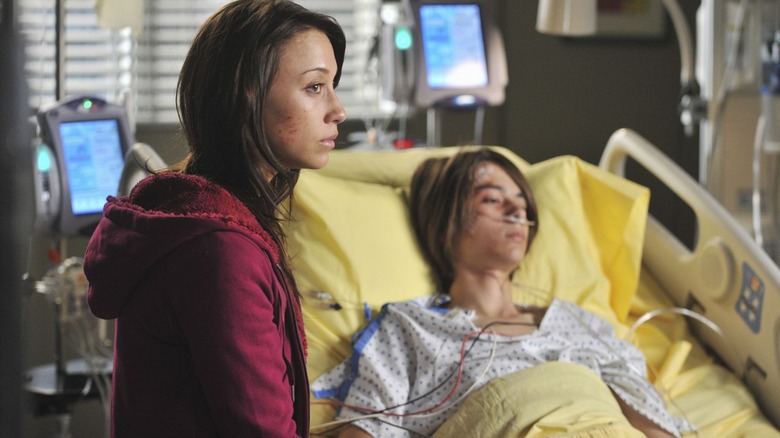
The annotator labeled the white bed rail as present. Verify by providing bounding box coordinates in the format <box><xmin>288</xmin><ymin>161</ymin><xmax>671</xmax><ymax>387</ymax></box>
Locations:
<box><xmin>600</xmin><ymin>128</ymin><xmax>780</xmax><ymax>428</ymax></box>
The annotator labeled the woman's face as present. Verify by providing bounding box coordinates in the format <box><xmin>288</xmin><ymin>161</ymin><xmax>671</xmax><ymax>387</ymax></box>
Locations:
<box><xmin>454</xmin><ymin>162</ymin><xmax>531</xmax><ymax>272</ymax></box>
<box><xmin>263</xmin><ymin>28</ymin><xmax>346</xmax><ymax>174</ymax></box>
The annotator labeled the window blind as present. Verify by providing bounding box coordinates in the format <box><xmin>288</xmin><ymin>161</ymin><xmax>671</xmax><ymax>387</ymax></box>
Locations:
<box><xmin>135</xmin><ymin>1</ymin><xmax>226</xmax><ymax>123</ymax></box>
<box><xmin>19</xmin><ymin>0</ymin><xmax>381</xmax><ymax>124</ymax></box>
<box><xmin>19</xmin><ymin>0</ymin><xmax>134</xmax><ymax>112</ymax></box>
<box><xmin>296</xmin><ymin>0</ymin><xmax>382</xmax><ymax>119</ymax></box>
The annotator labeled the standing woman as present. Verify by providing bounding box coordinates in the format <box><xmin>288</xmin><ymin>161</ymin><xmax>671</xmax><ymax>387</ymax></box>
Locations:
<box><xmin>84</xmin><ymin>1</ymin><xmax>346</xmax><ymax>436</ymax></box>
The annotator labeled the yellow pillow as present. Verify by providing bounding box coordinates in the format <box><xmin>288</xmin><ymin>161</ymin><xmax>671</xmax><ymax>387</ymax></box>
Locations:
<box><xmin>514</xmin><ymin>156</ymin><xmax>649</xmax><ymax>324</ymax></box>
<box><xmin>287</xmin><ymin>170</ymin><xmax>434</xmax><ymax>379</ymax></box>
<box><xmin>283</xmin><ymin>146</ymin><xmax>649</xmax><ymax>427</ymax></box>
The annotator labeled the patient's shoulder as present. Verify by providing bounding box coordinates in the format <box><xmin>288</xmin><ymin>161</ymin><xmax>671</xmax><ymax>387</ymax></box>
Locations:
<box><xmin>543</xmin><ymin>299</ymin><xmax>614</xmax><ymax>335</ymax></box>
<box><xmin>382</xmin><ymin>294</ymin><xmax>447</xmax><ymax>313</ymax></box>
<box><xmin>378</xmin><ymin>294</ymin><xmax>473</xmax><ymax>333</ymax></box>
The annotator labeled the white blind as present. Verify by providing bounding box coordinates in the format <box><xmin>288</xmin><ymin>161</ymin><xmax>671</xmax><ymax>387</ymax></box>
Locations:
<box><xmin>135</xmin><ymin>0</ymin><xmax>226</xmax><ymax>123</ymax></box>
<box><xmin>19</xmin><ymin>0</ymin><xmax>134</xmax><ymax>111</ymax></box>
<box><xmin>296</xmin><ymin>0</ymin><xmax>381</xmax><ymax>118</ymax></box>
<box><xmin>20</xmin><ymin>0</ymin><xmax>381</xmax><ymax>124</ymax></box>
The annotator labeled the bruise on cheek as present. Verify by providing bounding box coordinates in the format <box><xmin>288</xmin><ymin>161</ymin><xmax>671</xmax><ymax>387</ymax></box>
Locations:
<box><xmin>274</xmin><ymin>113</ymin><xmax>299</xmax><ymax>138</ymax></box>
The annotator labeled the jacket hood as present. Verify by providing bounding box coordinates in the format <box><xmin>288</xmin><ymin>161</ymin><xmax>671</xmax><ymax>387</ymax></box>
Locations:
<box><xmin>84</xmin><ymin>172</ymin><xmax>279</xmax><ymax>319</ymax></box>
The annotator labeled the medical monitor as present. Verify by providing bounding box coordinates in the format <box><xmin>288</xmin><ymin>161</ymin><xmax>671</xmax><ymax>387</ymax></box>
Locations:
<box><xmin>409</xmin><ymin>0</ymin><xmax>507</xmax><ymax>108</ymax></box>
<box><xmin>36</xmin><ymin>96</ymin><xmax>132</xmax><ymax>236</ymax></box>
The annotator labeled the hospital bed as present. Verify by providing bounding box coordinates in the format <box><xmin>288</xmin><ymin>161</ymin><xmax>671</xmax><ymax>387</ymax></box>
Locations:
<box><xmin>284</xmin><ymin>128</ymin><xmax>780</xmax><ymax>436</ymax></box>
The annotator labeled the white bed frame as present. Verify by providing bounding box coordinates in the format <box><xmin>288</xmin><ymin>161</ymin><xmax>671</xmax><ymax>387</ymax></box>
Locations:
<box><xmin>600</xmin><ymin>128</ymin><xmax>780</xmax><ymax>428</ymax></box>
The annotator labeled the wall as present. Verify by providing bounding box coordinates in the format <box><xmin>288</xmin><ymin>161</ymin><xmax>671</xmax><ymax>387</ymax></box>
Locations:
<box><xmin>493</xmin><ymin>0</ymin><xmax>701</xmax><ymax>246</ymax></box>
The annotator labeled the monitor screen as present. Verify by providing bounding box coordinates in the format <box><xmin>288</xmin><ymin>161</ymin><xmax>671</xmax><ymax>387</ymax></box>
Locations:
<box><xmin>36</xmin><ymin>96</ymin><xmax>133</xmax><ymax>236</ymax></box>
<box><xmin>418</xmin><ymin>4</ymin><xmax>488</xmax><ymax>89</ymax></box>
<box><xmin>59</xmin><ymin>119</ymin><xmax>126</xmax><ymax>216</ymax></box>
<box><xmin>410</xmin><ymin>0</ymin><xmax>507</xmax><ymax>109</ymax></box>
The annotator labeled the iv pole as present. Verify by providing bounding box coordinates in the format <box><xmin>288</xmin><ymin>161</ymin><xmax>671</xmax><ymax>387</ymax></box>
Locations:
<box><xmin>55</xmin><ymin>0</ymin><xmax>65</xmax><ymax>101</ymax></box>
<box><xmin>52</xmin><ymin>0</ymin><xmax>68</xmax><ymax>383</ymax></box>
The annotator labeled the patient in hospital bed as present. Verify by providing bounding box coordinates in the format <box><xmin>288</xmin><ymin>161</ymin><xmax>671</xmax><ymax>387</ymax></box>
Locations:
<box><xmin>311</xmin><ymin>148</ymin><xmax>695</xmax><ymax>438</ymax></box>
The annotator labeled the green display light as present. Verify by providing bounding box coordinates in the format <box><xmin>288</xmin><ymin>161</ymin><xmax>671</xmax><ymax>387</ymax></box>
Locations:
<box><xmin>37</xmin><ymin>146</ymin><xmax>52</xmax><ymax>173</ymax></box>
<box><xmin>82</xmin><ymin>99</ymin><xmax>93</xmax><ymax>110</ymax></box>
<box><xmin>395</xmin><ymin>27</ymin><xmax>412</xmax><ymax>51</ymax></box>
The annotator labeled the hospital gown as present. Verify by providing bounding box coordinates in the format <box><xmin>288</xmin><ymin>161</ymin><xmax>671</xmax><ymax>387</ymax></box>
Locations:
<box><xmin>312</xmin><ymin>295</ymin><xmax>695</xmax><ymax>437</ymax></box>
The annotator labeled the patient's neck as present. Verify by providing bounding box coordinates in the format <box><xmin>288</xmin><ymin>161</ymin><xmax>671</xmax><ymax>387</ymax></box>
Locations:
<box><xmin>448</xmin><ymin>271</ymin><xmax>540</xmax><ymax>335</ymax></box>
<box><xmin>448</xmin><ymin>269</ymin><xmax>517</xmax><ymax>319</ymax></box>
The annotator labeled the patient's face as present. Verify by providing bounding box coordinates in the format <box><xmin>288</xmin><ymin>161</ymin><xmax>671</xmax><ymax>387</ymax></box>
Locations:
<box><xmin>455</xmin><ymin>162</ymin><xmax>530</xmax><ymax>272</ymax></box>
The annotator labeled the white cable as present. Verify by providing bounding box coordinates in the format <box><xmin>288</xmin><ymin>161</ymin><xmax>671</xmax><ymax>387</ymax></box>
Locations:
<box><xmin>502</xmin><ymin>215</ymin><xmax>535</xmax><ymax>226</ymax></box>
<box><xmin>412</xmin><ymin>330</ymin><xmax>498</xmax><ymax>419</ymax></box>
<box><xmin>41</xmin><ymin>257</ymin><xmax>113</xmax><ymax>435</ymax></box>
<box><xmin>311</xmin><ymin>329</ymin><xmax>498</xmax><ymax>433</ymax></box>
<box><xmin>707</xmin><ymin>0</ymin><xmax>751</xmax><ymax>187</ymax></box>
<box><xmin>661</xmin><ymin>0</ymin><xmax>696</xmax><ymax>85</ymax></box>
<box><xmin>624</xmin><ymin>306</ymin><xmax>725</xmax><ymax>434</ymax></box>
<box><xmin>311</xmin><ymin>412</ymin><xmax>389</xmax><ymax>433</ymax></box>
<box><xmin>66</xmin><ymin>309</ymin><xmax>111</xmax><ymax>431</ymax></box>
<box><xmin>753</xmin><ymin>115</ymin><xmax>767</xmax><ymax>246</ymax></box>
<box><xmin>626</xmin><ymin>307</ymin><xmax>724</xmax><ymax>341</ymax></box>
<box><xmin>474</xmin><ymin>106</ymin><xmax>485</xmax><ymax>145</ymax></box>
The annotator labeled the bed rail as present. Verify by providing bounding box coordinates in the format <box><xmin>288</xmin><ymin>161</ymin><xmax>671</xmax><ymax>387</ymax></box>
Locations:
<box><xmin>599</xmin><ymin>128</ymin><xmax>780</xmax><ymax>428</ymax></box>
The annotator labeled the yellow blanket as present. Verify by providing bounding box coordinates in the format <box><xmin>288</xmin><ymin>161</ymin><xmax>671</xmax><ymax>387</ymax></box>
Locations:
<box><xmin>434</xmin><ymin>362</ymin><xmax>645</xmax><ymax>438</ymax></box>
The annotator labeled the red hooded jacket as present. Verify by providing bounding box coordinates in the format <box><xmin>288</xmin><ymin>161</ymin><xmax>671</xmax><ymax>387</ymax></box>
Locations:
<box><xmin>85</xmin><ymin>172</ymin><xmax>309</xmax><ymax>437</ymax></box>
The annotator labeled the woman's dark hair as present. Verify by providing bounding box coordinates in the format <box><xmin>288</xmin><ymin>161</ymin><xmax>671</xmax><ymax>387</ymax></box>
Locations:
<box><xmin>175</xmin><ymin>0</ymin><xmax>345</xmax><ymax>287</ymax></box>
<box><xmin>409</xmin><ymin>148</ymin><xmax>539</xmax><ymax>294</ymax></box>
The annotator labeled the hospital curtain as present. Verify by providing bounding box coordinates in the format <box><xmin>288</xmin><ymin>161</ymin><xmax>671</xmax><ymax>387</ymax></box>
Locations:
<box><xmin>18</xmin><ymin>0</ymin><xmax>381</xmax><ymax>124</ymax></box>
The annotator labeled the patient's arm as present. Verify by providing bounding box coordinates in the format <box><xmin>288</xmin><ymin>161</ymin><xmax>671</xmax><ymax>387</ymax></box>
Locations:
<box><xmin>337</xmin><ymin>425</ymin><xmax>372</xmax><ymax>438</ymax></box>
<box><xmin>614</xmin><ymin>393</ymin><xmax>674</xmax><ymax>438</ymax></box>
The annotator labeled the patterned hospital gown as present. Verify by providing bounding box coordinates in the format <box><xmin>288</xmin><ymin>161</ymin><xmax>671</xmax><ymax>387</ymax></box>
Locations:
<box><xmin>312</xmin><ymin>295</ymin><xmax>695</xmax><ymax>438</ymax></box>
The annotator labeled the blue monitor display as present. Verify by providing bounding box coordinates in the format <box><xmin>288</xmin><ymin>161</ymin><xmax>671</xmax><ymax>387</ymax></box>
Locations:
<box><xmin>410</xmin><ymin>0</ymin><xmax>507</xmax><ymax>109</ymax></box>
<box><xmin>36</xmin><ymin>96</ymin><xmax>133</xmax><ymax>236</ymax></box>
<box><xmin>418</xmin><ymin>4</ymin><xmax>488</xmax><ymax>89</ymax></box>
<box><xmin>59</xmin><ymin>119</ymin><xmax>126</xmax><ymax>216</ymax></box>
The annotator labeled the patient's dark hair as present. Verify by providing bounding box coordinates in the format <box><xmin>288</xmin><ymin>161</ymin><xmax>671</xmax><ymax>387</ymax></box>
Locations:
<box><xmin>409</xmin><ymin>148</ymin><xmax>539</xmax><ymax>294</ymax></box>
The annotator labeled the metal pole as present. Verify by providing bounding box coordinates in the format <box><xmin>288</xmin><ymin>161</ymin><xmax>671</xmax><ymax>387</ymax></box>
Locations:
<box><xmin>0</xmin><ymin>1</ymin><xmax>33</xmax><ymax>436</ymax></box>
<box><xmin>55</xmin><ymin>0</ymin><xmax>65</xmax><ymax>101</ymax></box>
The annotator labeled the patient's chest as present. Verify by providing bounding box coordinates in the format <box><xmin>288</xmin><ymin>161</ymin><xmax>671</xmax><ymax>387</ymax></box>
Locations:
<box><xmin>313</xmin><ymin>297</ymin><xmax>658</xmax><ymax>437</ymax></box>
<box><xmin>392</xmin><ymin>298</ymin><xmax>634</xmax><ymax>395</ymax></box>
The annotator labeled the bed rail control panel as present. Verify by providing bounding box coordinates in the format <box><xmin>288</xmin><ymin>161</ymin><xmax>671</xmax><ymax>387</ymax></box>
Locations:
<box><xmin>600</xmin><ymin>128</ymin><xmax>780</xmax><ymax>429</ymax></box>
<box><xmin>738</xmin><ymin>263</ymin><xmax>765</xmax><ymax>334</ymax></box>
